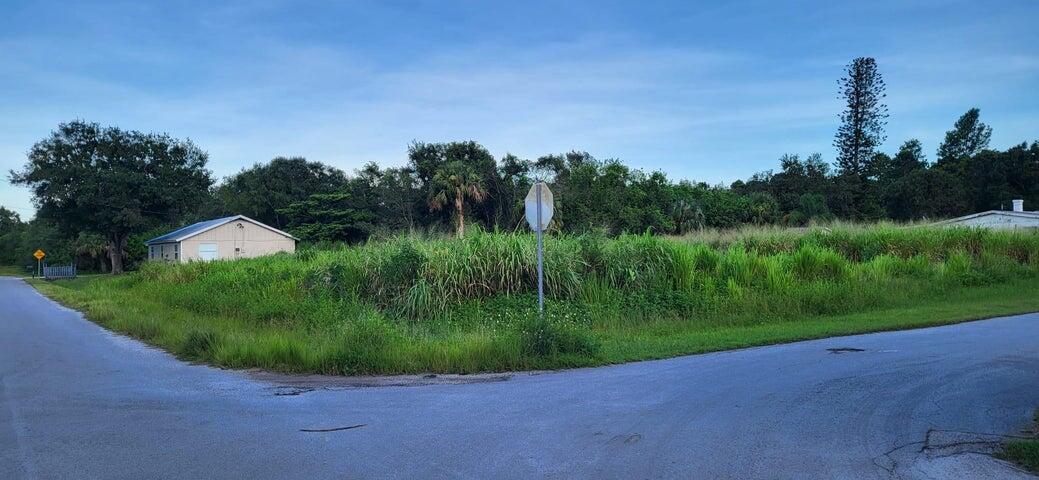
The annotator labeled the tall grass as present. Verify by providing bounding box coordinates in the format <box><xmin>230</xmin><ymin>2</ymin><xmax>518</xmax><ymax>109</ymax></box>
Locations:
<box><xmin>35</xmin><ymin>225</ymin><xmax>1039</xmax><ymax>374</ymax></box>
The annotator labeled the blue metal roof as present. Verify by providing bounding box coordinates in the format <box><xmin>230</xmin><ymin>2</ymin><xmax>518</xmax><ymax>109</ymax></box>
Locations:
<box><xmin>144</xmin><ymin>216</ymin><xmax>238</xmax><ymax>245</ymax></box>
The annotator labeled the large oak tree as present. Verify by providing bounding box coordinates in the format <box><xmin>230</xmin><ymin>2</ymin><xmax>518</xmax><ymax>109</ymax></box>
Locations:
<box><xmin>9</xmin><ymin>121</ymin><xmax>212</xmax><ymax>273</ymax></box>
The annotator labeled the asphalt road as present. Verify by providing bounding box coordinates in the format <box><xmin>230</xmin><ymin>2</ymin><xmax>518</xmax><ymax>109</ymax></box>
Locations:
<box><xmin>1</xmin><ymin>276</ymin><xmax>1037</xmax><ymax>479</ymax></box>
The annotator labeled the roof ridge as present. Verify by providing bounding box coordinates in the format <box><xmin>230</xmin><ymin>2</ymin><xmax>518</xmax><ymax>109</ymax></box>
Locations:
<box><xmin>145</xmin><ymin>215</ymin><xmax>297</xmax><ymax>245</ymax></box>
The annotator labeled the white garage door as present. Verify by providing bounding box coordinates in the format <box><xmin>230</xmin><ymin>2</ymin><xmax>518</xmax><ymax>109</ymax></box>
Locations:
<box><xmin>198</xmin><ymin>243</ymin><xmax>218</xmax><ymax>261</ymax></box>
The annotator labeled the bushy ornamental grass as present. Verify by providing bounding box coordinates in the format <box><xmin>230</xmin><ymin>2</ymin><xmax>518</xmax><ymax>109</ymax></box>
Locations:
<box><xmin>38</xmin><ymin>226</ymin><xmax>1039</xmax><ymax>374</ymax></box>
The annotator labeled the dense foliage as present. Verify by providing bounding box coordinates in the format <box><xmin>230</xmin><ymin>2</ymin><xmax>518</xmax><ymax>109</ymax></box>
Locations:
<box><xmin>6</xmin><ymin>121</ymin><xmax>213</xmax><ymax>272</ymax></box>
<box><xmin>35</xmin><ymin>227</ymin><xmax>1039</xmax><ymax>373</ymax></box>
<box><xmin>212</xmin><ymin>156</ymin><xmax>347</xmax><ymax>230</ymax></box>
<box><xmin>3</xmin><ymin>57</ymin><xmax>1039</xmax><ymax>272</ymax></box>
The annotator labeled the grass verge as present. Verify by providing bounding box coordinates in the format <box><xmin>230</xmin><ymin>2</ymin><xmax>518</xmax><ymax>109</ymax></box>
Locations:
<box><xmin>0</xmin><ymin>265</ymin><xmax>31</xmax><ymax>277</ymax></box>
<box><xmin>1000</xmin><ymin>410</ymin><xmax>1039</xmax><ymax>473</ymax></box>
<box><xmin>23</xmin><ymin>227</ymin><xmax>1039</xmax><ymax>375</ymax></box>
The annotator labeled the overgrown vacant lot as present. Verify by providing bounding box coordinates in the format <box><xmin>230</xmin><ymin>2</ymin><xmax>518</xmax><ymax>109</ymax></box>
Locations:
<box><xmin>30</xmin><ymin>226</ymin><xmax>1039</xmax><ymax>375</ymax></box>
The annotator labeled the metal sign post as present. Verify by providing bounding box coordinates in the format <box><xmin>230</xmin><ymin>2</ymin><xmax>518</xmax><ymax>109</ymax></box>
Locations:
<box><xmin>34</xmin><ymin>249</ymin><xmax>45</xmax><ymax>278</ymax></box>
<box><xmin>524</xmin><ymin>182</ymin><xmax>554</xmax><ymax>316</ymax></box>
<box><xmin>536</xmin><ymin>183</ymin><xmax>544</xmax><ymax>314</ymax></box>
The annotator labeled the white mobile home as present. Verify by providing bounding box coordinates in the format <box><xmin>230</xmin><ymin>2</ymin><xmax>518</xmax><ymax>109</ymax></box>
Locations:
<box><xmin>934</xmin><ymin>199</ymin><xmax>1039</xmax><ymax>229</ymax></box>
<box><xmin>145</xmin><ymin>215</ymin><xmax>297</xmax><ymax>262</ymax></box>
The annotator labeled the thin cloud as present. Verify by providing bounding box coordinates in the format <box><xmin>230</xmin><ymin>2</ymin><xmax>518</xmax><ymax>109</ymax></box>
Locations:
<box><xmin>1</xmin><ymin>1</ymin><xmax>1037</xmax><ymax>214</ymax></box>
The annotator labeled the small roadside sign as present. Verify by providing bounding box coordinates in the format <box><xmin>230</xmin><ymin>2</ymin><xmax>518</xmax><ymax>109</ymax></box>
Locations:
<box><xmin>524</xmin><ymin>182</ymin><xmax>554</xmax><ymax>231</ymax></box>
<box><xmin>34</xmin><ymin>249</ymin><xmax>45</xmax><ymax>278</ymax></box>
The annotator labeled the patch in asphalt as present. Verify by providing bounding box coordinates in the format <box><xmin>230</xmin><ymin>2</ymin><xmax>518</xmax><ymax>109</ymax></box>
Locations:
<box><xmin>875</xmin><ymin>429</ymin><xmax>1037</xmax><ymax>479</ymax></box>
<box><xmin>827</xmin><ymin>347</ymin><xmax>866</xmax><ymax>354</ymax></box>
<box><xmin>300</xmin><ymin>424</ymin><xmax>366</xmax><ymax>433</ymax></box>
<box><xmin>250</xmin><ymin>370</ymin><xmax>517</xmax><ymax>390</ymax></box>
<box><xmin>270</xmin><ymin>386</ymin><xmax>318</xmax><ymax>396</ymax></box>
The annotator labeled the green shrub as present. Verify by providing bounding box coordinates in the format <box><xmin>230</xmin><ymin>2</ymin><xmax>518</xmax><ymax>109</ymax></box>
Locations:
<box><xmin>374</xmin><ymin>240</ymin><xmax>427</xmax><ymax>297</ymax></box>
<box><xmin>1001</xmin><ymin>440</ymin><xmax>1039</xmax><ymax>473</ymax></box>
<box><xmin>577</xmin><ymin>230</ymin><xmax>608</xmax><ymax>272</ymax></box>
<box><xmin>941</xmin><ymin>250</ymin><xmax>988</xmax><ymax>286</ymax></box>
<box><xmin>332</xmin><ymin>314</ymin><xmax>403</xmax><ymax>374</ymax></box>
<box><xmin>517</xmin><ymin>310</ymin><xmax>600</xmax><ymax>358</ymax></box>
<box><xmin>760</xmin><ymin>255</ymin><xmax>794</xmax><ymax>292</ymax></box>
<box><xmin>791</xmin><ymin>245</ymin><xmax>848</xmax><ymax>281</ymax></box>
<box><xmin>859</xmin><ymin>254</ymin><xmax>899</xmax><ymax>281</ymax></box>
<box><xmin>667</xmin><ymin>242</ymin><xmax>697</xmax><ymax>291</ymax></box>
<box><xmin>398</xmin><ymin>278</ymin><xmax>434</xmax><ymax>320</ymax></box>
<box><xmin>580</xmin><ymin>274</ymin><xmax>613</xmax><ymax>305</ymax></box>
<box><xmin>601</xmin><ymin>234</ymin><xmax>673</xmax><ymax>290</ymax></box>
<box><xmin>181</xmin><ymin>329</ymin><xmax>220</xmax><ymax>358</ymax></box>
<box><xmin>305</xmin><ymin>254</ymin><xmax>364</xmax><ymax>298</ymax></box>
<box><xmin>717</xmin><ymin>244</ymin><xmax>755</xmax><ymax>287</ymax></box>
<box><xmin>689</xmin><ymin>243</ymin><xmax>721</xmax><ymax>272</ymax></box>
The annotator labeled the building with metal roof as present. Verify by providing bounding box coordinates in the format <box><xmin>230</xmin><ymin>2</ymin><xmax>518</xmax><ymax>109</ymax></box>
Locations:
<box><xmin>933</xmin><ymin>199</ymin><xmax>1039</xmax><ymax>229</ymax></box>
<box><xmin>145</xmin><ymin>215</ymin><xmax>297</xmax><ymax>262</ymax></box>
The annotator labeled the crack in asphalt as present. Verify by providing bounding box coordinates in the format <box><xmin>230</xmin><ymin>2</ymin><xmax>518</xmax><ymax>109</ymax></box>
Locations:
<box><xmin>872</xmin><ymin>439</ymin><xmax>927</xmax><ymax>477</ymax></box>
<box><xmin>300</xmin><ymin>424</ymin><xmax>366</xmax><ymax>433</ymax></box>
<box><xmin>270</xmin><ymin>386</ymin><xmax>320</xmax><ymax>396</ymax></box>
<box><xmin>873</xmin><ymin>427</ymin><xmax>1036</xmax><ymax>479</ymax></box>
<box><xmin>826</xmin><ymin>347</ymin><xmax>866</xmax><ymax>354</ymax></box>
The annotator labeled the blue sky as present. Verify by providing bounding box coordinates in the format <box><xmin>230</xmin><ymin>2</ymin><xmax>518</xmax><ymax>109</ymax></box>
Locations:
<box><xmin>1</xmin><ymin>0</ymin><xmax>1037</xmax><ymax>218</ymax></box>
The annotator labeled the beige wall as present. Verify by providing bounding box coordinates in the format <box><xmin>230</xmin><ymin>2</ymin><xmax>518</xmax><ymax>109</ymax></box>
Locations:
<box><xmin>179</xmin><ymin>219</ymin><xmax>295</xmax><ymax>262</ymax></box>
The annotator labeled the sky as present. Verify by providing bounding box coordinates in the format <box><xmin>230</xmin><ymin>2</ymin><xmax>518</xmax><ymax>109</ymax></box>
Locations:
<box><xmin>1</xmin><ymin>0</ymin><xmax>1037</xmax><ymax>219</ymax></box>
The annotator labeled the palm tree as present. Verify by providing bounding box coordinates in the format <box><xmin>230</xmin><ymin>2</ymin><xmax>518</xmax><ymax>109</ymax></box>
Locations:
<box><xmin>429</xmin><ymin>162</ymin><xmax>487</xmax><ymax>237</ymax></box>
<box><xmin>672</xmin><ymin>199</ymin><xmax>705</xmax><ymax>234</ymax></box>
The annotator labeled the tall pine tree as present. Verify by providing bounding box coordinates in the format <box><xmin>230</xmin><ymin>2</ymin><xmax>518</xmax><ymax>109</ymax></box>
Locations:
<box><xmin>833</xmin><ymin>57</ymin><xmax>888</xmax><ymax>219</ymax></box>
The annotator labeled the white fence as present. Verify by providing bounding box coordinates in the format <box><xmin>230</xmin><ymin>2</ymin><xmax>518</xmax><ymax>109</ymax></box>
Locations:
<box><xmin>43</xmin><ymin>265</ymin><xmax>77</xmax><ymax>280</ymax></box>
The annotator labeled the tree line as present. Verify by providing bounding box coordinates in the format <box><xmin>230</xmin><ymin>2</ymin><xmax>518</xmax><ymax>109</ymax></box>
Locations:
<box><xmin>3</xmin><ymin>57</ymin><xmax>1037</xmax><ymax>273</ymax></box>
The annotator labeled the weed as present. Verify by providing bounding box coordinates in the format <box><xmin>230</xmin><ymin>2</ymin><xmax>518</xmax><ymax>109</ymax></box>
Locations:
<box><xmin>517</xmin><ymin>312</ymin><xmax>600</xmax><ymax>358</ymax></box>
<box><xmin>181</xmin><ymin>329</ymin><xmax>220</xmax><ymax>359</ymax></box>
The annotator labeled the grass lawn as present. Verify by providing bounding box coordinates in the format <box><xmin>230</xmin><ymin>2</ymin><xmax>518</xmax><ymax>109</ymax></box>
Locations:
<box><xmin>1003</xmin><ymin>440</ymin><xmax>1039</xmax><ymax>473</ymax></box>
<box><xmin>24</xmin><ymin>226</ymin><xmax>1039</xmax><ymax>375</ymax></box>
<box><xmin>1003</xmin><ymin>441</ymin><xmax>1039</xmax><ymax>473</ymax></box>
<box><xmin>597</xmin><ymin>281</ymin><xmax>1039</xmax><ymax>363</ymax></box>
<box><xmin>1000</xmin><ymin>410</ymin><xmax>1039</xmax><ymax>473</ymax></box>
<box><xmin>0</xmin><ymin>265</ymin><xmax>32</xmax><ymax>277</ymax></box>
